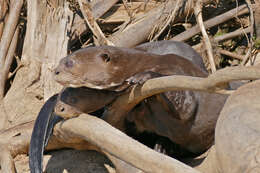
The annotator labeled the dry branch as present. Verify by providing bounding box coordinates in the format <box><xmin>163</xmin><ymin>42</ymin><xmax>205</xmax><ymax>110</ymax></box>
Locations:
<box><xmin>194</xmin><ymin>0</ymin><xmax>216</xmax><ymax>72</ymax></box>
<box><xmin>69</xmin><ymin>0</ymin><xmax>119</xmax><ymax>42</ymax></box>
<box><xmin>91</xmin><ymin>0</ymin><xmax>119</xmax><ymax>19</ymax></box>
<box><xmin>214</xmin><ymin>27</ymin><xmax>251</xmax><ymax>42</ymax></box>
<box><xmin>218</xmin><ymin>49</ymin><xmax>244</xmax><ymax>60</ymax></box>
<box><xmin>77</xmin><ymin>0</ymin><xmax>114</xmax><ymax>46</ymax></box>
<box><xmin>150</xmin><ymin>0</ymin><xmax>182</xmax><ymax>41</ymax></box>
<box><xmin>55</xmin><ymin>114</ymin><xmax>201</xmax><ymax>173</ymax></box>
<box><xmin>171</xmin><ymin>4</ymin><xmax>251</xmax><ymax>42</ymax></box>
<box><xmin>241</xmin><ymin>0</ymin><xmax>255</xmax><ymax>65</ymax></box>
<box><xmin>0</xmin><ymin>0</ymin><xmax>8</xmax><ymax>39</ymax></box>
<box><xmin>0</xmin><ymin>120</ymin><xmax>142</xmax><ymax>173</ymax></box>
<box><xmin>103</xmin><ymin>66</ymin><xmax>260</xmax><ymax>127</ymax></box>
<box><xmin>0</xmin><ymin>0</ymin><xmax>23</xmax><ymax>99</ymax></box>
<box><xmin>0</xmin><ymin>27</ymin><xmax>19</xmax><ymax>130</ymax></box>
<box><xmin>109</xmin><ymin>0</ymin><xmax>188</xmax><ymax>47</ymax></box>
<box><xmin>0</xmin><ymin>144</ymin><xmax>16</xmax><ymax>173</ymax></box>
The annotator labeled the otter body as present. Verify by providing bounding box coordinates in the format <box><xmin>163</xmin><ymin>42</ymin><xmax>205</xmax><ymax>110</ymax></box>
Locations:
<box><xmin>53</xmin><ymin>45</ymin><xmax>227</xmax><ymax>154</ymax></box>
<box><xmin>135</xmin><ymin>40</ymin><xmax>207</xmax><ymax>72</ymax></box>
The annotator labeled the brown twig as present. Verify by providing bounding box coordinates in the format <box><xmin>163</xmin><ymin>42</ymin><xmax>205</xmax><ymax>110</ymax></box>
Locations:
<box><xmin>77</xmin><ymin>0</ymin><xmax>114</xmax><ymax>46</ymax></box>
<box><xmin>151</xmin><ymin>0</ymin><xmax>182</xmax><ymax>41</ymax></box>
<box><xmin>122</xmin><ymin>0</ymin><xmax>134</xmax><ymax>21</ymax></box>
<box><xmin>214</xmin><ymin>26</ymin><xmax>251</xmax><ymax>42</ymax></box>
<box><xmin>171</xmin><ymin>4</ymin><xmax>251</xmax><ymax>42</ymax></box>
<box><xmin>241</xmin><ymin>0</ymin><xmax>255</xmax><ymax>65</ymax></box>
<box><xmin>218</xmin><ymin>49</ymin><xmax>244</xmax><ymax>60</ymax></box>
<box><xmin>194</xmin><ymin>0</ymin><xmax>216</xmax><ymax>72</ymax></box>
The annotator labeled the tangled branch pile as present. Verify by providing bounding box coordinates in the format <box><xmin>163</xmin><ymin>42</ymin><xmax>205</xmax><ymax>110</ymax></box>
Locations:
<box><xmin>0</xmin><ymin>0</ymin><xmax>259</xmax><ymax>172</ymax></box>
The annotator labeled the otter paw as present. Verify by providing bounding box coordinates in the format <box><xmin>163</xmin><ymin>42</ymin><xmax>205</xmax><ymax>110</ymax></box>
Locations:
<box><xmin>126</xmin><ymin>71</ymin><xmax>162</xmax><ymax>85</ymax></box>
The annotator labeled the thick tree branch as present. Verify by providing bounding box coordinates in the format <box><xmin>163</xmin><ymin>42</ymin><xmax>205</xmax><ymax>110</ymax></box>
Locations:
<box><xmin>0</xmin><ymin>0</ymin><xmax>23</xmax><ymax>99</ymax></box>
<box><xmin>103</xmin><ymin>66</ymin><xmax>260</xmax><ymax>127</ymax></box>
<box><xmin>0</xmin><ymin>26</ymin><xmax>19</xmax><ymax>99</ymax></box>
<box><xmin>55</xmin><ymin>114</ymin><xmax>201</xmax><ymax>173</ymax></box>
<box><xmin>0</xmin><ymin>0</ymin><xmax>23</xmax><ymax>67</ymax></box>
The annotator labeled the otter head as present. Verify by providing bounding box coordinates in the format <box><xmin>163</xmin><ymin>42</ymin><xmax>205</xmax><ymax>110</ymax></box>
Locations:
<box><xmin>53</xmin><ymin>46</ymin><xmax>145</xmax><ymax>90</ymax></box>
<box><xmin>54</xmin><ymin>87</ymin><xmax>118</xmax><ymax>119</ymax></box>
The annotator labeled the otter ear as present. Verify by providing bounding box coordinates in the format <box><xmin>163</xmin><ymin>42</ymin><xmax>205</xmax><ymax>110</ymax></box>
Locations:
<box><xmin>100</xmin><ymin>53</ymin><xmax>111</xmax><ymax>63</ymax></box>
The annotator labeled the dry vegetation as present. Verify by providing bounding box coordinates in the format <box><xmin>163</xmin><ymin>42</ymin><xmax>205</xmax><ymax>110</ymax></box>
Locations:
<box><xmin>0</xmin><ymin>0</ymin><xmax>260</xmax><ymax>172</ymax></box>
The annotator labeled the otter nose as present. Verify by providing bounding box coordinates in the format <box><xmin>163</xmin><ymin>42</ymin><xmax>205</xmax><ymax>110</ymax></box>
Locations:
<box><xmin>54</xmin><ymin>69</ymin><xmax>60</xmax><ymax>75</ymax></box>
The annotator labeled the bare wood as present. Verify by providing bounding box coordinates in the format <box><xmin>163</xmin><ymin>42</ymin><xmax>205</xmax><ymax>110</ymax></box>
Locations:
<box><xmin>171</xmin><ymin>4</ymin><xmax>250</xmax><ymax>42</ymax></box>
<box><xmin>0</xmin><ymin>0</ymin><xmax>23</xmax><ymax>99</ymax></box>
<box><xmin>99</xmin><ymin>2</ymin><xmax>160</xmax><ymax>24</ymax></box>
<box><xmin>194</xmin><ymin>0</ymin><xmax>216</xmax><ymax>72</ymax></box>
<box><xmin>0</xmin><ymin>27</ymin><xmax>19</xmax><ymax>129</ymax></box>
<box><xmin>109</xmin><ymin>0</ymin><xmax>187</xmax><ymax>47</ymax></box>
<box><xmin>218</xmin><ymin>49</ymin><xmax>244</xmax><ymax>60</ymax></box>
<box><xmin>69</xmin><ymin>0</ymin><xmax>119</xmax><ymax>42</ymax></box>
<box><xmin>77</xmin><ymin>0</ymin><xmax>114</xmax><ymax>46</ymax></box>
<box><xmin>103</xmin><ymin>66</ymin><xmax>260</xmax><ymax>127</ymax></box>
<box><xmin>151</xmin><ymin>0</ymin><xmax>182</xmax><ymax>41</ymax></box>
<box><xmin>91</xmin><ymin>0</ymin><xmax>119</xmax><ymax>19</ymax></box>
<box><xmin>0</xmin><ymin>0</ymin><xmax>23</xmax><ymax>68</ymax></box>
<box><xmin>122</xmin><ymin>0</ymin><xmax>134</xmax><ymax>20</ymax></box>
<box><xmin>0</xmin><ymin>144</ymin><xmax>16</xmax><ymax>173</ymax></box>
<box><xmin>0</xmin><ymin>0</ymin><xmax>8</xmax><ymax>39</ymax></box>
<box><xmin>241</xmin><ymin>0</ymin><xmax>255</xmax><ymax>65</ymax></box>
<box><xmin>55</xmin><ymin>114</ymin><xmax>201</xmax><ymax>173</ymax></box>
<box><xmin>0</xmin><ymin>26</ymin><xmax>19</xmax><ymax>100</ymax></box>
<box><xmin>0</xmin><ymin>120</ymin><xmax>142</xmax><ymax>173</ymax></box>
<box><xmin>255</xmin><ymin>0</ymin><xmax>260</xmax><ymax>38</ymax></box>
<box><xmin>214</xmin><ymin>27</ymin><xmax>251</xmax><ymax>42</ymax></box>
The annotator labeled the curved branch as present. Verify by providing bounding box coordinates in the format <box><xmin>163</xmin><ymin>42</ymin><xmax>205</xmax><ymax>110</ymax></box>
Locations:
<box><xmin>55</xmin><ymin>114</ymin><xmax>201</xmax><ymax>173</ymax></box>
<box><xmin>103</xmin><ymin>66</ymin><xmax>260</xmax><ymax>127</ymax></box>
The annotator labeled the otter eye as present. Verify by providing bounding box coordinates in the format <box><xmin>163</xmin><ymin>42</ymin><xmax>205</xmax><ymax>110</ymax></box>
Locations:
<box><xmin>101</xmin><ymin>53</ymin><xmax>110</xmax><ymax>63</ymax></box>
<box><xmin>65</xmin><ymin>59</ymin><xmax>74</xmax><ymax>68</ymax></box>
<box><xmin>60</xmin><ymin>107</ymin><xmax>65</xmax><ymax>112</ymax></box>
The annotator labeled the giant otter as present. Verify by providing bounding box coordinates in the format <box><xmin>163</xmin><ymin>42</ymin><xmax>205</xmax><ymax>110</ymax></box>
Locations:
<box><xmin>55</xmin><ymin>87</ymin><xmax>119</xmax><ymax>119</ymax></box>
<box><xmin>53</xmin><ymin>45</ymin><xmax>227</xmax><ymax>154</ymax></box>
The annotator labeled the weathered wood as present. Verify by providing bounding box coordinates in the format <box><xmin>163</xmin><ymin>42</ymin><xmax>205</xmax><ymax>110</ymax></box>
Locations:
<box><xmin>55</xmin><ymin>114</ymin><xmax>201</xmax><ymax>173</ymax></box>
<box><xmin>215</xmin><ymin>80</ymin><xmax>260</xmax><ymax>173</ymax></box>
